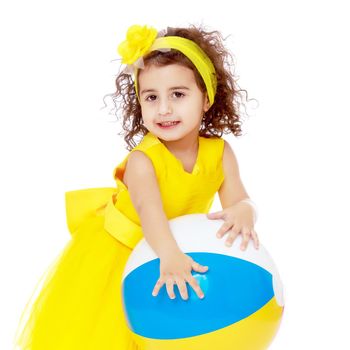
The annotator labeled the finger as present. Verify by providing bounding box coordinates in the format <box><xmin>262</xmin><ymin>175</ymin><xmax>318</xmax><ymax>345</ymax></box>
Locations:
<box><xmin>216</xmin><ymin>222</ymin><xmax>233</xmax><ymax>238</ymax></box>
<box><xmin>240</xmin><ymin>228</ymin><xmax>251</xmax><ymax>251</ymax></box>
<box><xmin>152</xmin><ymin>278</ymin><xmax>164</xmax><ymax>297</ymax></box>
<box><xmin>186</xmin><ymin>275</ymin><xmax>205</xmax><ymax>299</ymax></box>
<box><xmin>207</xmin><ymin>210</ymin><xmax>225</xmax><ymax>220</ymax></box>
<box><xmin>191</xmin><ymin>261</ymin><xmax>209</xmax><ymax>273</ymax></box>
<box><xmin>175</xmin><ymin>276</ymin><xmax>188</xmax><ymax>300</ymax></box>
<box><xmin>251</xmin><ymin>229</ymin><xmax>260</xmax><ymax>249</ymax></box>
<box><xmin>165</xmin><ymin>278</ymin><xmax>176</xmax><ymax>299</ymax></box>
<box><xmin>225</xmin><ymin>226</ymin><xmax>240</xmax><ymax>247</ymax></box>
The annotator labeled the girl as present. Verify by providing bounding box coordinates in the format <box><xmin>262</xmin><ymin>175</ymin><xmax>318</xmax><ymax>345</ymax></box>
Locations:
<box><xmin>13</xmin><ymin>24</ymin><xmax>259</xmax><ymax>349</ymax></box>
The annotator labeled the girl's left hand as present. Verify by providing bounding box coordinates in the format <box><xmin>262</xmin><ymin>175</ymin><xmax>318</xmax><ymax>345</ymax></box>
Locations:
<box><xmin>207</xmin><ymin>201</ymin><xmax>259</xmax><ymax>250</ymax></box>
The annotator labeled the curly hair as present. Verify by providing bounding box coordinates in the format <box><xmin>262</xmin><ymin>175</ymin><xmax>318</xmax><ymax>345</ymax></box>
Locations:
<box><xmin>103</xmin><ymin>25</ymin><xmax>257</xmax><ymax>151</ymax></box>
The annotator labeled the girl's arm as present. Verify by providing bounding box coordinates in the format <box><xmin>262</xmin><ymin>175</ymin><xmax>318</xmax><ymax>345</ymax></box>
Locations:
<box><xmin>218</xmin><ymin>140</ymin><xmax>250</xmax><ymax>208</ymax></box>
<box><xmin>207</xmin><ymin>140</ymin><xmax>259</xmax><ymax>250</ymax></box>
<box><xmin>123</xmin><ymin>150</ymin><xmax>180</xmax><ymax>258</ymax></box>
<box><xmin>123</xmin><ymin>150</ymin><xmax>208</xmax><ymax>300</ymax></box>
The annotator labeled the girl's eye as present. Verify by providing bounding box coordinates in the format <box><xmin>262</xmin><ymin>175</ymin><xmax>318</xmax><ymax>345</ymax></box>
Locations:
<box><xmin>173</xmin><ymin>91</ymin><xmax>185</xmax><ymax>98</ymax></box>
<box><xmin>145</xmin><ymin>95</ymin><xmax>157</xmax><ymax>102</ymax></box>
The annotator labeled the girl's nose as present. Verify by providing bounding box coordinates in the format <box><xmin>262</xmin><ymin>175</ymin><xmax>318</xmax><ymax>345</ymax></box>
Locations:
<box><xmin>158</xmin><ymin>99</ymin><xmax>172</xmax><ymax>115</ymax></box>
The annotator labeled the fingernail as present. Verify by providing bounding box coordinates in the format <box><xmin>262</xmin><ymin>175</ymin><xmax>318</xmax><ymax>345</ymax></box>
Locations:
<box><xmin>200</xmin><ymin>294</ymin><xmax>204</xmax><ymax>299</ymax></box>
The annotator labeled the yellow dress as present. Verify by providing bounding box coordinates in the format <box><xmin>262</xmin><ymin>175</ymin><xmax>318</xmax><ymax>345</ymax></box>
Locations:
<box><xmin>13</xmin><ymin>131</ymin><xmax>225</xmax><ymax>350</ymax></box>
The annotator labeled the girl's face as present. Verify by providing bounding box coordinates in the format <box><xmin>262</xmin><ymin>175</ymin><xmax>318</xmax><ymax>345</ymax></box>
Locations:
<box><xmin>138</xmin><ymin>63</ymin><xmax>210</xmax><ymax>141</ymax></box>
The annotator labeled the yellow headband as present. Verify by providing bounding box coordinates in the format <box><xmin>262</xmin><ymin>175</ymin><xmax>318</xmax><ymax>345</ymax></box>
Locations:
<box><xmin>117</xmin><ymin>25</ymin><xmax>217</xmax><ymax>106</ymax></box>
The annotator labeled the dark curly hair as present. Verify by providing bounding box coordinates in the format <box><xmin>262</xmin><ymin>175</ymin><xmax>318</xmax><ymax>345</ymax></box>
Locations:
<box><xmin>102</xmin><ymin>24</ymin><xmax>257</xmax><ymax>151</ymax></box>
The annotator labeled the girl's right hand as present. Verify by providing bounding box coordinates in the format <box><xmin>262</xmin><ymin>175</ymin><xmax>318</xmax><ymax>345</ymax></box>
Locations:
<box><xmin>152</xmin><ymin>249</ymin><xmax>208</xmax><ymax>300</ymax></box>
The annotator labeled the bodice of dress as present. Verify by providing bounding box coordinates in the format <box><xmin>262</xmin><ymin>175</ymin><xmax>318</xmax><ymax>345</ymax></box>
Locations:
<box><xmin>113</xmin><ymin>131</ymin><xmax>225</xmax><ymax>223</ymax></box>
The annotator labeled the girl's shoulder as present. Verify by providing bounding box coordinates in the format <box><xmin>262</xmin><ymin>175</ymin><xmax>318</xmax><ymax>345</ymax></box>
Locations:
<box><xmin>199</xmin><ymin>134</ymin><xmax>225</xmax><ymax>160</ymax></box>
<box><xmin>132</xmin><ymin>132</ymin><xmax>161</xmax><ymax>152</ymax></box>
<box><xmin>112</xmin><ymin>132</ymin><xmax>162</xmax><ymax>185</ymax></box>
<box><xmin>112</xmin><ymin>132</ymin><xmax>225</xmax><ymax>186</ymax></box>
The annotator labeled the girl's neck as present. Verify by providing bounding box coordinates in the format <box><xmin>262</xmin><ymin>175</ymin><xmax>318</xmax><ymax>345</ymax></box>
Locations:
<box><xmin>158</xmin><ymin>129</ymin><xmax>199</xmax><ymax>156</ymax></box>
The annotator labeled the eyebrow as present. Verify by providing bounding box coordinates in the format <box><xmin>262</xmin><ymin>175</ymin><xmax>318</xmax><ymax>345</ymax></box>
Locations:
<box><xmin>140</xmin><ymin>86</ymin><xmax>190</xmax><ymax>95</ymax></box>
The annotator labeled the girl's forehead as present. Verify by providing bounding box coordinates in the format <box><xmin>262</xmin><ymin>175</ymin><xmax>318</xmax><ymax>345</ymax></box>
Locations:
<box><xmin>138</xmin><ymin>63</ymin><xmax>196</xmax><ymax>86</ymax></box>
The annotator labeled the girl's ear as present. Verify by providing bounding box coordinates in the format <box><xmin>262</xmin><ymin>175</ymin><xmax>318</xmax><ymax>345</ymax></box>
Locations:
<box><xmin>203</xmin><ymin>92</ymin><xmax>210</xmax><ymax>112</ymax></box>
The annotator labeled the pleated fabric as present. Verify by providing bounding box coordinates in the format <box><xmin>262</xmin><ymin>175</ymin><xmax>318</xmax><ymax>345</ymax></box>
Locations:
<box><xmin>14</xmin><ymin>214</ymin><xmax>142</xmax><ymax>349</ymax></box>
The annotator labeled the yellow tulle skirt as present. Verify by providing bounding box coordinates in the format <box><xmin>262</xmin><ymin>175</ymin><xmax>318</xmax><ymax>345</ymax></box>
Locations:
<box><xmin>13</xmin><ymin>213</ymin><xmax>140</xmax><ymax>350</ymax></box>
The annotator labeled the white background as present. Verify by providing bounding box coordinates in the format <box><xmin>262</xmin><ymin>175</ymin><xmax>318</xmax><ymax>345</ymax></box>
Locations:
<box><xmin>1</xmin><ymin>0</ymin><xmax>349</xmax><ymax>349</ymax></box>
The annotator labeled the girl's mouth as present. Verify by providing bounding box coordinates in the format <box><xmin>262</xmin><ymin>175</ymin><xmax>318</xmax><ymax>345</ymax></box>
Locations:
<box><xmin>157</xmin><ymin>121</ymin><xmax>181</xmax><ymax>129</ymax></box>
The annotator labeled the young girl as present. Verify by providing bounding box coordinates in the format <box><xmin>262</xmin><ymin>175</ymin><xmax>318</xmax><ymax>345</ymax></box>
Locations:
<box><xmin>13</xmin><ymin>24</ymin><xmax>259</xmax><ymax>350</ymax></box>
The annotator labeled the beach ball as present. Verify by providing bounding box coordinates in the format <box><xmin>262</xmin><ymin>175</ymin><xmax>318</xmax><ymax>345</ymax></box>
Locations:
<box><xmin>122</xmin><ymin>213</ymin><xmax>284</xmax><ymax>350</ymax></box>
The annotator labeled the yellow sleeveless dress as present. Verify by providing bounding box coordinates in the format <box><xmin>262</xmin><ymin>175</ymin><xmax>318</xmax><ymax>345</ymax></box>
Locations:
<box><xmin>13</xmin><ymin>131</ymin><xmax>225</xmax><ymax>350</ymax></box>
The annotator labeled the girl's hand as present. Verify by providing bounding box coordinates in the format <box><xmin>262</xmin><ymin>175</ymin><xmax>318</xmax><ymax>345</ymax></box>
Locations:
<box><xmin>152</xmin><ymin>249</ymin><xmax>208</xmax><ymax>300</ymax></box>
<box><xmin>207</xmin><ymin>201</ymin><xmax>259</xmax><ymax>250</ymax></box>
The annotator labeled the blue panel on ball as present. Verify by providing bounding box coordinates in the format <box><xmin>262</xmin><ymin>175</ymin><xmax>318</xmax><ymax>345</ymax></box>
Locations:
<box><xmin>122</xmin><ymin>252</ymin><xmax>274</xmax><ymax>339</ymax></box>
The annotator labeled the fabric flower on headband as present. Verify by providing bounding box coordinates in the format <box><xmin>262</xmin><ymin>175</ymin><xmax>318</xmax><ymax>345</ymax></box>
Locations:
<box><xmin>117</xmin><ymin>25</ymin><xmax>168</xmax><ymax>74</ymax></box>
